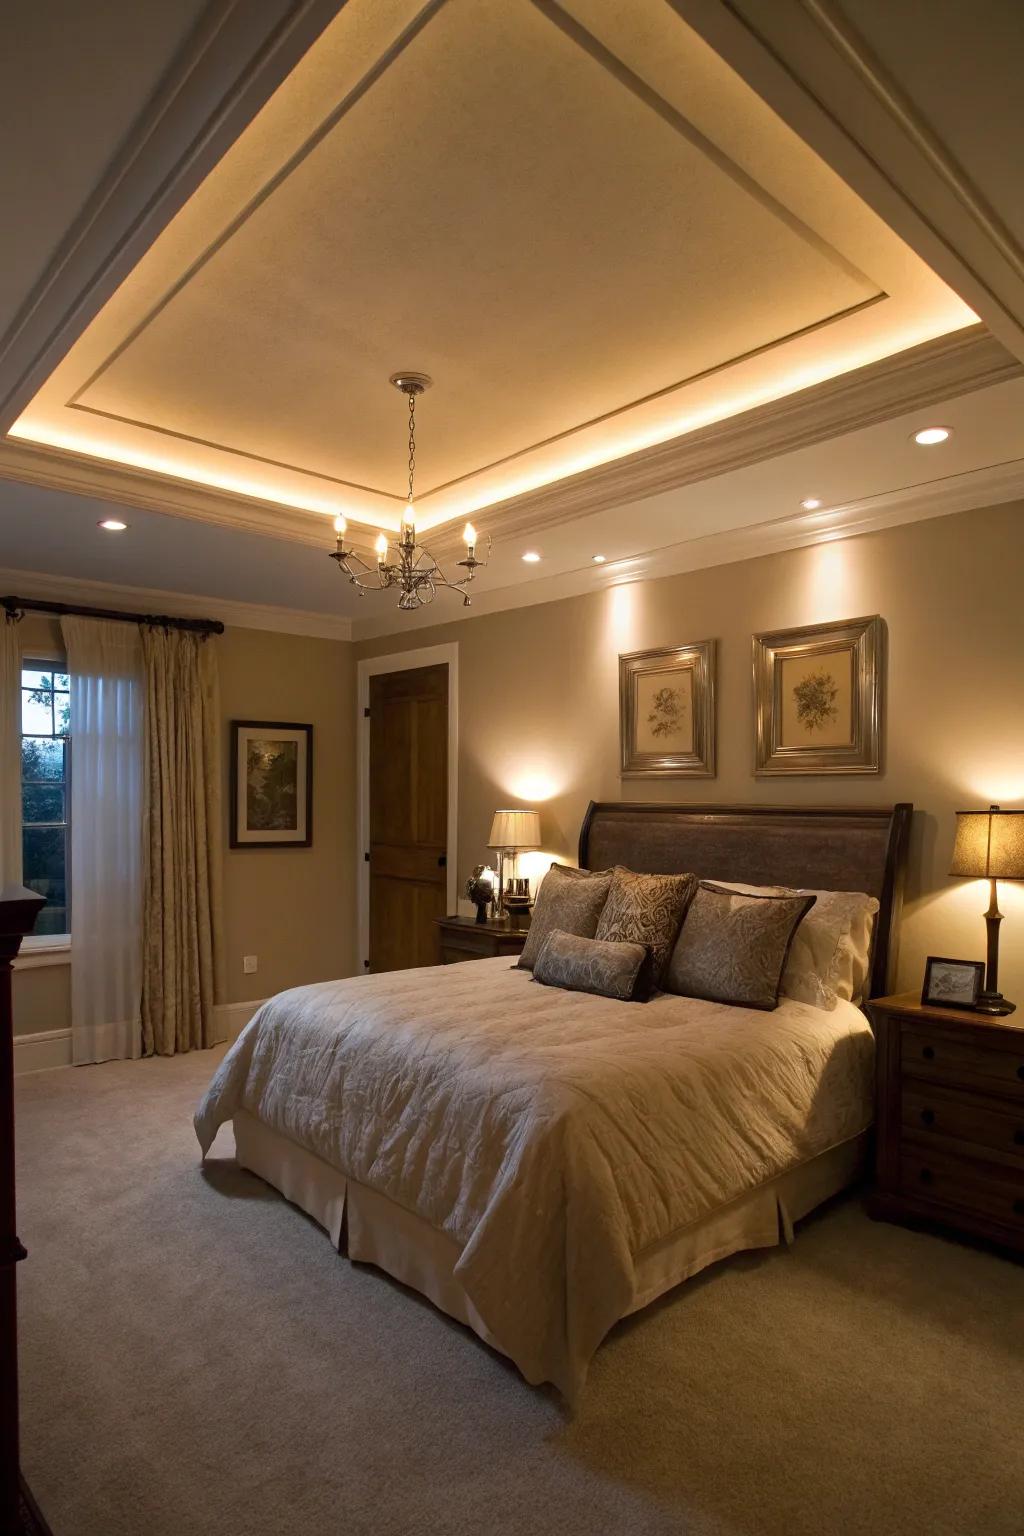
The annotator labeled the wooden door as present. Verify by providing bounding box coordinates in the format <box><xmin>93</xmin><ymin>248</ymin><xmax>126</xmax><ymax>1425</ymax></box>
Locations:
<box><xmin>368</xmin><ymin>664</ymin><xmax>448</xmax><ymax>972</ymax></box>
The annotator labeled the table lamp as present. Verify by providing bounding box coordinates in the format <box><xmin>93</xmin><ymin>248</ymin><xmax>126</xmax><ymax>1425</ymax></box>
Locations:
<box><xmin>949</xmin><ymin>805</ymin><xmax>1024</xmax><ymax>1015</ymax></box>
<box><xmin>487</xmin><ymin>809</ymin><xmax>540</xmax><ymax>920</ymax></box>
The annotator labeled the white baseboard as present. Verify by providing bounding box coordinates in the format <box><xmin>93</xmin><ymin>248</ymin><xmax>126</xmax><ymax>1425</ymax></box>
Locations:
<box><xmin>14</xmin><ymin>1028</ymin><xmax>72</xmax><ymax>1075</ymax></box>
<box><xmin>13</xmin><ymin>998</ymin><xmax>267</xmax><ymax>1075</ymax></box>
<box><xmin>215</xmin><ymin>998</ymin><xmax>267</xmax><ymax>1042</ymax></box>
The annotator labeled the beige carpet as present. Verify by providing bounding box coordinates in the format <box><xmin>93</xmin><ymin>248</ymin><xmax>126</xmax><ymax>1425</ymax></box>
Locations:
<box><xmin>14</xmin><ymin>1048</ymin><xmax>1024</xmax><ymax>1536</ymax></box>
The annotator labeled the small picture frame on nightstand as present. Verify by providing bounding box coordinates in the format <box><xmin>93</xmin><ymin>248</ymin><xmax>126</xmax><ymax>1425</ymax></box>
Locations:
<box><xmin>921</xmin><ymin>956</ymin><xmax>985</xmax><ymax>1010</ymax></box>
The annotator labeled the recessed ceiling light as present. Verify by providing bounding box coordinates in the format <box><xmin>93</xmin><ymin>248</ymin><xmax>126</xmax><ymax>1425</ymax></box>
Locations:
<box><xmin>913</xmin><ymin>426</ymin><xmax>951</xmax><ymax>446</ymax></box>
<box><xmin>800</xmin><ymin>497</ymin><xmax>822</xmax><ymax>511</ymax></box>
<box><xmin>592</xmin><ymin>554</ymin><xmax>606</xmax><ymax>564</ymax></box>
<box><xmin>98</xmin><ymin>518</ymin><xmax>128</xmax><ymax>531</ymax></box>
<box><xmin>521</xmin><ymin>551</ymin><xmax>541</xmax><ymax>563</ymax></box>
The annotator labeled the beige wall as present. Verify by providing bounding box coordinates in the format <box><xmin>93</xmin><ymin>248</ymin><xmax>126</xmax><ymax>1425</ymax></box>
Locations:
<box><xmin>218</xmin><ymin>625</ymin><xmax>356</xmax><ymax>1000</ymax></box>
<box><xmin>14</xmin><ymin>621</ymin><xmax>356</xmax><ymax>1037</ymax></box>
<box><xmin>356</xmin><ymin>501</ymin><xmax>1024</xmax><ymax>1002</ymax></box>
<box><xmin>12</xmin><ymin>498</ymin><xmax>1024</xmax><ymax>1043</ymax></box>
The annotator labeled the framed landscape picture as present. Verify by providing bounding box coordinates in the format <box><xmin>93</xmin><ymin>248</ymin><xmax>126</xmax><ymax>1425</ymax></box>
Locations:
<box><xmin>921</xmin><ymin>956</ymin><xmax>984</xmax><ymax>1010</ymax></box>
<box><xmin>230</xmin><ymin>721</ymin><xmax>313</xmax><ymax>847</ymax></box>
<box><xmin>619</xmin><ymin>640</ymin><xmax>716</xmax><ymax>777</ymax></box>
<box><xmin>753</xmin><ymin>615</ymin><xmax>883</xmax><ymax>775</ymax></box>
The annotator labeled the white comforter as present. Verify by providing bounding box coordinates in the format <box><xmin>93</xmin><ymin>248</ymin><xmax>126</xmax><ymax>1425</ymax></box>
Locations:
<box><xmin>195</xmin><ymin>958</ymin><xmax>873</xmax><ymax>1397</ymax></box>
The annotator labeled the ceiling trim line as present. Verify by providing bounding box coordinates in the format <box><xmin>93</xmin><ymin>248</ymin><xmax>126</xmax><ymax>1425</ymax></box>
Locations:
<box><xmin>63</xmin><ymin>400</ymin><xmax>407</xmax><ymax>504</ymax></box>
<box><xmin>60</xmin><ymin>292</ymin><xmax>886</xmax><ymax>506</ymax></box>
<box><xmin>664</xmin><ymin>0</ymin><xmax>1024</xmax><ymax>361</ymax></box>
<box><xmin>413</xmin><ymin>294</ymin><xmax>887</xmax><ymax>501</ymax></box>
<box><xmin>0</xmin><ymin>0</ymin><xmax>348</xmax><ymax>432</ymax></box>
<box><xmin>529</xmin><ymin>0</ymin><xmax>876</xmax><ymax>293</ymax></box>
<box><xmin>67</xmin><ymin>0</ymin><xmax>450</xmax><ymax>409</ymax></box>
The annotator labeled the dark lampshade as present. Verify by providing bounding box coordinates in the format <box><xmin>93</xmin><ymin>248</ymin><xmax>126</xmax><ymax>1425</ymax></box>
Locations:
<box><xmin>949</xmin><ymin>807</ymin><xmax>1024</xmax><ymax>880</ymax></box>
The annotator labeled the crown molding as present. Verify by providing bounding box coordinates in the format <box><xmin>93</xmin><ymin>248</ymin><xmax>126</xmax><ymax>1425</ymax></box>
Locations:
<box><xmin>0</xmin><ymin>435</ymin><xmax>339</xmax><ymax>547</ymax></box>
<box><xmin>351</xmin><ymin>455</ymin><xmax>1024</xmax><ymax>639</ymax></box>
<box><xmin>2</xmin><ymin>326</ymin><xmax>1017</xmax><ymax>561</ymax></box>
<box><xmin>0</xmin><ymin>565</ymin><xmax>351</xmax><ymax>642</ymax></box>
<box><xmin>0</xmin><ymin>0</ymin><xmax>344</xmax><ymax>430</ymax></box>
<box><xmin>422</xmin><ymin>326</ymin><xmax>1021</xmax><ymax>556</ymax></box>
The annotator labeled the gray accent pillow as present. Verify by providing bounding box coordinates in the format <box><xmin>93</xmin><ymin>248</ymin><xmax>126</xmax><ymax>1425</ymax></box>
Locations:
<box><xmin>664</xmin><ymin>881</ymin><xmax>816</xmax><ymax>1010</ymax></box>
<box><xmin>594</xmin><ymin>867</ymin><xmax>697</xmax><ymax>985</ymax></box>
<box><xmin>517</xmin><ymin>863</ymin><xmax>613</xmax><ymax>972</ymax></box>
<box><xmin>533</xmin><ymin>929</ymin><xmax>652</xmax><ymax>1002</ymax></box>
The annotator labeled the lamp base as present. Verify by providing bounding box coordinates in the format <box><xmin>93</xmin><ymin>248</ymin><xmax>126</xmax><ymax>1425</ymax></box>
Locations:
<box><xmin>974</xmin><ymin>991</ymin><xmax>1016</xmax><ymax>1017</ymax></box>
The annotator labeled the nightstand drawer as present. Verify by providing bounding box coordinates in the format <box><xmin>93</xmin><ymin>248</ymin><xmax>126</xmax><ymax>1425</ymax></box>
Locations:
<box><xmin>902</xmin><ymin>1081</ymin><xmax>1024</xmax><ymax>1168</ymax></box>
<box><xmin>435</xmin><ymin>917</ymin><xmax>528</xmax><ymax>965</ymax></box>
<box><xmin>901</xmin><ymin>1025</ymin><xmax>1024</xmax><ymax>1096</ymax></box>
<box><xmin>899</xmin><ymin>1147</ymin><xmax>1024</xmax><ymax>1232</ymax></box>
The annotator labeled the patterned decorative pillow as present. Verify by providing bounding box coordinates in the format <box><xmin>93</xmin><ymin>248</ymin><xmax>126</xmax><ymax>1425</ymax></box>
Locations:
<box><xmin>517</xmin><ymin>863</ymin><xmax>613</xmax><ymax>972</ymax></box>
<box><xmin>664</xmin><ymin>881</ymin><xmax>816</xmax><ymax>1010</ymax></box>
<box><xmin>714</xmin><ymin>880</ymin><xmax>879</xmax><ymax>1008</ymax></box>
<box><xmin>594</xmin><ymin>867</ymin><xmax>697</xmax><ymax>985</ymax></box>
<box><xmin>532</xmin><ymin>929</ymin><xmax>653</xmax><ymax>1002</ymax></box>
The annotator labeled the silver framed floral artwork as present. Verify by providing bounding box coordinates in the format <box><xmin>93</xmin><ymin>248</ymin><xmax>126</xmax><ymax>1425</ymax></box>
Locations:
<box><xmin>619</xmin><ymin>641</ymin><xmax>716</xmax><ymax>777</ymax></box>
<box><xmin>752</xmin><ymin>615</ymin><xmax>883</xmax><ymax>775</ymax></box>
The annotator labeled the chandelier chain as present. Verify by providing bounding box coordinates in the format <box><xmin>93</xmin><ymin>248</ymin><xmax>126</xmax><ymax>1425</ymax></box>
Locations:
<box><xmin>328</xmin><ymin>374</ymin><xmax>489</xmax><ymax>610</ymax></box>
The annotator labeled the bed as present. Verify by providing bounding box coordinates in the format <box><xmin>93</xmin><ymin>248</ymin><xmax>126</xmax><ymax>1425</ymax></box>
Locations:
<box><xmin>195</xmin><ymin>801</ymin><xmax>911</xmax><ymax>1401</ymax></box>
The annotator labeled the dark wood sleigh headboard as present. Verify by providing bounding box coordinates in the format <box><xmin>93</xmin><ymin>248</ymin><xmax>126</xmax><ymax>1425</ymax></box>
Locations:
<box><xmin>578</xmin><ymin>802</ymin><xmax>913</xmax><ymax>1001</ymax></box>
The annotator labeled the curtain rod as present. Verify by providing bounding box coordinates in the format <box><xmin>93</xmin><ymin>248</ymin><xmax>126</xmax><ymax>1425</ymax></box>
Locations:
<box><xmin>2</xmin><ymin>594</ymin><xmax>224</xmax><ymax>636</ymax></box>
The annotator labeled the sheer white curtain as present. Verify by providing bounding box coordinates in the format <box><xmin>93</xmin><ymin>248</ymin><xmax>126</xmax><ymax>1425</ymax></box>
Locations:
<box><xmin>62</xmin><ymin>617</ymin><xmax>145</xmax><ymax>1064</ymax></box>
<box><xmin>0</xmin><ymin>616</ymin><xmax>21</xmax><ymax>889</ymax></box>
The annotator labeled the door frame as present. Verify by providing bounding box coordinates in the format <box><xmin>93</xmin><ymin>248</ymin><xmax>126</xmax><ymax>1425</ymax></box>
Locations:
<box><xmin>356</xmin><ymin>642</ymin><xmax>459</xmax><ymax>972</ymax></box>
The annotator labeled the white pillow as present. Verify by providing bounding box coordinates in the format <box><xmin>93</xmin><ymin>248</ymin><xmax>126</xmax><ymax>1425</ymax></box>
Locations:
<box><xmin>711</xmin><ymin>881</ymin><xmax>879</xmax><ymax>1010</ymax></box>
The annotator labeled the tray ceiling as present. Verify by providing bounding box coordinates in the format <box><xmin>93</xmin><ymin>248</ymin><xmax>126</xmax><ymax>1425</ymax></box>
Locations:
<box><xmin>10</xmin><ymin>0</ymin><xmax>975</xmax><ymax>538</ymax></box>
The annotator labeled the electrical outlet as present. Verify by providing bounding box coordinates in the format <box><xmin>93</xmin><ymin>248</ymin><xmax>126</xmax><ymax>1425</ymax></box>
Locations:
<box><xmin>243</xmin><ymin>955</ymin><xmax>258</xmax><ymax>975</ymax></box>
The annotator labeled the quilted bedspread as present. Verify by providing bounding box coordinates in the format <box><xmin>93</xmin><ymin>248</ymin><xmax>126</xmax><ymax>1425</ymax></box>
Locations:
<box><xmin>194</xmin><ymin>957</ymin><xmax>873</xmax><ymax>1397</ymax></box>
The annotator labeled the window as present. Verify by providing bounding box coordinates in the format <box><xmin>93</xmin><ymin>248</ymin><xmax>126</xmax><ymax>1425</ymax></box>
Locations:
<box><xmin>21</xmin><ymin>663</ymin><xmax>70</xmax><ymax>936</ymax></box>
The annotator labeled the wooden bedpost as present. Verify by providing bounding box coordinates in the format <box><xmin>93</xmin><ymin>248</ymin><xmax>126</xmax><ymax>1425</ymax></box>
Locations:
<box><xmin>0</xmin><ymin>884</ymin><xmax>53</xmax><ymax>1535</ymax></box>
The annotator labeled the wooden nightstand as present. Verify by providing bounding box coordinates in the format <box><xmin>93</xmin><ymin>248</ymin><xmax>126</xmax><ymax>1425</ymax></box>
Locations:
<box><xmin>434</xmin><ymin>915</ymin><xmax>529</xmax><ymax>964</ymax></box>
<box><xmin>868</xmin><ymin>992</ymin><xmax>1024</xmax><ymax>1254</ymax></box>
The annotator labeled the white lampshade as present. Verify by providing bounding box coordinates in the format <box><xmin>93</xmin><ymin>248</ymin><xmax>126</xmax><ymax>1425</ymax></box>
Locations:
<box><xmin>487</xmin><ymin>809</ymin><xmax>541</xmax><ymax>850</ymax></box>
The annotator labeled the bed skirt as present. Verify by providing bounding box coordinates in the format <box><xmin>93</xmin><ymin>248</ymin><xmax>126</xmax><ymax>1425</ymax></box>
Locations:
<box><xmin>231</xmin><ymin>1110</ymin><xmax>866</xmax><ymax>1381</ymax></box>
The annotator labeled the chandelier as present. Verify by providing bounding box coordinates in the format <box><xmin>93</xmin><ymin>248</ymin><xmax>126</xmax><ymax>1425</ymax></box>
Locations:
<box><xmin>329</xmin><ymin>373</ymin><xmax>489</xmax><ymax>610</ymax></box>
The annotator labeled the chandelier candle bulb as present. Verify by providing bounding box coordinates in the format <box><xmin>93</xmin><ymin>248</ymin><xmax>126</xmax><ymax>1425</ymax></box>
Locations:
<box><xmin>375</xmin><ymin>532</ymin><xmax>389</xmax><ymax>564</ymax></box>
<box><xmin>464</xmin><ymin>522</ymin><xmax>476</xmax><ymax>555</ymax></box>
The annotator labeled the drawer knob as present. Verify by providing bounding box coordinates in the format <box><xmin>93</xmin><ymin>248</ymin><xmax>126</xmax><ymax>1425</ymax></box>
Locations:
<box><xmin>922</xmin><ymin>1045</ymin><xmax>936</xmax><ymax>1061</ymax></box>
<box><xmin>920</xmin><ymin>1108</ymin><xmax>936</xmax><ymax>1128</ymax></box>
<box><xmin>918</xmin><ymin>1167</ymin><xmax>934</xmax><ymax>1186</ymax></box>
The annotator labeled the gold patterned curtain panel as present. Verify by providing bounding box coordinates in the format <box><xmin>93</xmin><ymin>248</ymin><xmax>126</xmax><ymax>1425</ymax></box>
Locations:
<box><xmin>141</xmin><ymin>628</ymin><xmax>225</xmax><ymax>1056</ymax></box>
